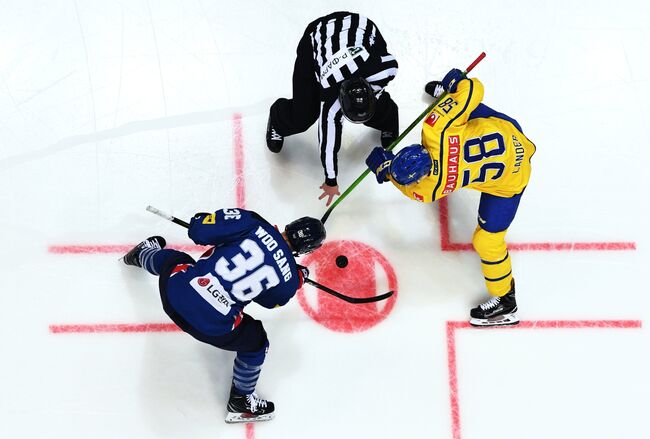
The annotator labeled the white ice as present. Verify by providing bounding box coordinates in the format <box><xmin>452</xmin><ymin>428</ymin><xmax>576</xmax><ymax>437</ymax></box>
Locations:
<box><xmin>1</xmin><ymin>1</ymin><xmax>649</xmax><ymax>438</ymax></box>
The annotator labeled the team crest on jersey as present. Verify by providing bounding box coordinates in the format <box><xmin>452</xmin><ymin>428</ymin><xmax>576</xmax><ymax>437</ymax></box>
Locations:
<box><xmin>348</xmin><ymin>46</ymin><xmax>363</xmax><ymax>56</ymax></box>
<box><xmin>425</xmin><ymin>112</ymin><xmax>440</xmax><ymax>127</ymax></box>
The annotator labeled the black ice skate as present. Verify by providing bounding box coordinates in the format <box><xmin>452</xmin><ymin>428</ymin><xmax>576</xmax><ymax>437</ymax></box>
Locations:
<box><xmin>469</xmin><ymin>281</ymin><xmax>519</xmax><ymax>327</ymax></box>
<box><xmin>381</xmin><ymin>130</ymin><xmax>396</xmax><ymax>149</ymax></box>
<box><xmin>424</xmin><ymin>80</ymin><xmax>445</xmax><ymax>99</ymax></box>
<box><xmin>225</xmin><ymin>386</ymin><xmax>275</xmax><ymax>424</ymax></box>
<box><xmin>266</xmin><ymin>116</ymin><xmax>284</xmax><ymax>153</ymax></box>
<box><xmin>121</xmin><ymin>236</ymin><xmax>166</xmax><ymax>267</ymax></box>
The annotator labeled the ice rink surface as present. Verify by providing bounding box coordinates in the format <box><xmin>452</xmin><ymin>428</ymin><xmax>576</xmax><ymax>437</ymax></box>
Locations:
<box><xmin>1</xmin><ymin>1</ymin><xmax>649</xmax><ymax>438</ymax></box>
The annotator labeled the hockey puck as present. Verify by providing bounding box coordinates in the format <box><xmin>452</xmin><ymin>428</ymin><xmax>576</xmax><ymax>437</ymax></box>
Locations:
<box><xmin>335</xmin><ymin>255</ymin><xmax>348</xmax><ymax>268</ymax></box>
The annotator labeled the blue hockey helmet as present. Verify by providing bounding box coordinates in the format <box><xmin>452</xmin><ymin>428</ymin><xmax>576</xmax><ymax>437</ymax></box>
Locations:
<box><xmin>339</xmin><ymin>77</ymin><xmax>376</xmax><ymax>123</ymax></box>
<box><xmin>389</xmin><ymin>144</ymin><xmax>433</xmax><ymax>185</ymax></box>
<box><xmin>284</xmin><ymin>216</ymin><xmax>326</xmax><ymax>255</ymax></box>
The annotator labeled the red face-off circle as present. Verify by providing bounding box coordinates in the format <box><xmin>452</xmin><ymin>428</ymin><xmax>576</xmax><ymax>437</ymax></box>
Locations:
<box><xmin>297</xmin><ymin>240</ymin><xmax>398</xmax><ymax>333</ymax></box>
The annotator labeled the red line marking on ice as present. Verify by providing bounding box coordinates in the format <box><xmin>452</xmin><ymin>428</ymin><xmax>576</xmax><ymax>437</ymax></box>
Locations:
<box><xmin>233</xmin><ymin>112</ymin><xmax>246</xmax><ymax>209</ymax></box>
<box><xmin>48</xmin><ymin>244</ymin><xmax>206</xmax><ymax>254</ymax></box>
<box><xmin>437</xmin><ymin>197</ymin><xmax>636</xmax><ymax>251</ymax></box>
<box><xmin>446</xmin><ymin>319</ymin><xmax>642</xmax><ymax>439</ymax></box>
<box><xmin>50</xmin><ymin>323</ymin><xmax>181</xmax><ymax>333</ymax></box>
<box><xmin>245</xmin><ymin>423</ymin><xmax>255</xmax><ymax>439</ymax></box>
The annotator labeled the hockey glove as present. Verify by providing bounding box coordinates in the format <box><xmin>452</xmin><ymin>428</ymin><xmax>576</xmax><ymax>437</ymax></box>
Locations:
<box><xmin>190</xmin><ymin>212</ymin><xmax>211</xmax><ymax>226</ymax></box>
<box><xmin>365</xmin><ymin>146</ymin><xmax>395</xmax><ymax>184</ymax></box>
<box><xmin>441</xmin><ymin>68</ymin><xmax>464</xmax><ymax>93</ymax></box>
<box><xmin>298</xmin><ymin>264</ymin><xmax>309</xmax><ymax>286</ymax></box>
<box><xmin>424</xmin><ymin>81</ymin><xmax>445</xmax><ymax>98</ymax></box>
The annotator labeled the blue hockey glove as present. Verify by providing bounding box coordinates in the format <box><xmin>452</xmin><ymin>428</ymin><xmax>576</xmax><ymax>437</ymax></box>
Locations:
<box><xmin>365</xmin><ymin>146</ymin><xmax>395</xmax><ymax>184</ymax></box>
<box><xmin>441</xmin><ymin>68</ymin><xmax>464</xmax><ymax>93</ymax></box>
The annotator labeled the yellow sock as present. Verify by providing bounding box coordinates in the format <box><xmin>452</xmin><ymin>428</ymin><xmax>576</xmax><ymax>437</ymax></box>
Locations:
<box><xmin>472</xmin><ymin>226</ymin><xmax>512</xmax><ymax>296</ymax></box>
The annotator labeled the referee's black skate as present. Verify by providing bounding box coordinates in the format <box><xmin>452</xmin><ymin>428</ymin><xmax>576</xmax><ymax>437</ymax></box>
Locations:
<box><xmin>225</xmin><ymin>386</ymin><xmax>275</xmax><ymax>423</ymax></box>
<box><xmin>380</xmin><ymin>130</ymin><xmax>396</xmax><ymax>149</ymax></box>
<box><xmin>470</xmin><ymin>280</ymin><xmax>519</xmax><ymax>327</ymax></box>
<box><xmin>121</xmin><ymin>236</ymin><xmax>166</xmax><ymax>267</ymax></box>
<box><xmin>266</xmin><ymin>116</ymin><xmax>284</xmax><ymax>153</ymax></box>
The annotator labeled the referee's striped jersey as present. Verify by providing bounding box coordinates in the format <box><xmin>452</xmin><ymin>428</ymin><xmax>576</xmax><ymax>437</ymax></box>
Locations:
<box><xmin>307</xmin><ymin>12</ymin><xmax>398</xmax><ymax>185</ymax></box>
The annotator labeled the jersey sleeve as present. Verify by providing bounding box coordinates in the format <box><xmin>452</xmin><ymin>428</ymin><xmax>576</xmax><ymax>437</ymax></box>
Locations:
<box><xmin>362</xmin><ymin>53</ymin><xmax>398</xmax><ymax>95</ymax></box>
<box><xmin>252</xmin><ymin>260</ymin><xmax>299</xmax><ymax>309</ymax></box>
<box><xmin>188</xmin><ymin>208</ymin><xmax>259</xmax><ymax>246</ymax></box>
<box><xmin>318</xmin><ymin>91</ymin><xmax>345</xmax><ymax>186</ymax></box>
<box><xmin>444</xmin><ymin>77</ymin><xmax>484</xmax><ymax>128</ymax></box>
<box><xmin>252</xmin><ymin>283</ymin><xmax>297</xmax><ymax>309</ymax></box>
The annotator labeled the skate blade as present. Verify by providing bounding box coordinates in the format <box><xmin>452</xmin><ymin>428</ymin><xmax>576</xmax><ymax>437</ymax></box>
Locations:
<box><xmin>225</xmin><ymin>412</ymin><xmax>275</xmax><ymax>424</ymax></box>
<box><xmin>470</xmin><ymin>313</ymin><xmax>519</xmax><ymax>327</ymax></box>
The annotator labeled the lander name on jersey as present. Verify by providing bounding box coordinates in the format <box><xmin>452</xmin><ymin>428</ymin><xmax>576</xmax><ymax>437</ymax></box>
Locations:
<box><xmin>390</xmin><ymin>77</ymin><xmax>537</xmax><ymax>203</ymax></box>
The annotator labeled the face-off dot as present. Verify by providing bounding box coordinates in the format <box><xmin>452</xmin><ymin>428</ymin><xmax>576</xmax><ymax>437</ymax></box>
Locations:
<box><xmin>298</xmin><ymin>240</ymin><xmax>398</xmax><ymax>333</ymax></box>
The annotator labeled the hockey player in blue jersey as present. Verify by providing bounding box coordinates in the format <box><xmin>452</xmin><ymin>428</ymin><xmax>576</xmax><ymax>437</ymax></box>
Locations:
<box><xmin>122</xmin><ymin>208</ymin><xmax>326</xmax><ymax>423</ymax></box>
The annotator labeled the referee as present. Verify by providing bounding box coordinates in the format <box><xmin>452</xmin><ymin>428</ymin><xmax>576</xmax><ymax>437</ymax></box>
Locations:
<box><xmin>267</xmin><ymin>11</ymin><xmax>399</xmax><ymax>206</ymax></box>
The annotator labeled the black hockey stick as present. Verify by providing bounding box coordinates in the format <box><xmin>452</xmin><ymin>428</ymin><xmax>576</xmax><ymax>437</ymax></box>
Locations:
<box><xmin>296</xmin><ymin>264</ymin><xmax>394</xmax><ymax>304</ymax></box>
<box><xmin>146</xmin><ymin>206</ymin><xmax>394</xmax><ymax>304</ymax></box>
<box><xmin>320</xmin><ymin>52</ymin><xmax>487</xmax><ymax>224</ymax></box>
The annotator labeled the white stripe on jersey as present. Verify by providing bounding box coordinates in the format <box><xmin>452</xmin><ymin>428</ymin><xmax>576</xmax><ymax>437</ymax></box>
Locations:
<box><xmin>318</xmin><ymin>100</ymin><xmax>324</xmax><ymax>149</ymax></box>
<box><xmin>323</xmin><ymin>99</ymin><xmax>342</xmax><ymax>179</ymax></box>
<box><xmin>313</xmin><ymin>21</ymin><xmax>324</xmax><ymax>68</ymax></box>
<box><xmin>381</xmin><ymin>55</ymin><xmax>395</xmax><ymax>62</ymax></box>
<box><xmin>322</xmin><ymin>20</ymin><xmax>336</xmax><ymax>67</ymax></box>
<box><xmin>365</xmin><ymin>66</ymin><xmax>399</xmax><ymax>83</ymax></box>
<box><xmin>339</xmin><ymin>14</ymin><xmax>351</xmax><ymax>49</ymax></box>
<box><xmin>355</xmin><ymin>15</ymin><xmax>368</xmax><ymax>46</ymax></box>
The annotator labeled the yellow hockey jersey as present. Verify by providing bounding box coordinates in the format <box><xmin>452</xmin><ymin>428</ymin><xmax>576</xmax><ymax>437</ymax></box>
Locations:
<box><xmin>390</xmin><ymin>77</ymin><xmax>536</xmax><ymax>202</ymax></box>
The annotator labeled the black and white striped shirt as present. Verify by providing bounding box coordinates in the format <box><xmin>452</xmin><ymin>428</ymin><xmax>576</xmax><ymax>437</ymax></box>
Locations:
<box><xmin>307</xmin><ymin>12</ymin><xmax>398</xmax><ymax>185</ymax></box>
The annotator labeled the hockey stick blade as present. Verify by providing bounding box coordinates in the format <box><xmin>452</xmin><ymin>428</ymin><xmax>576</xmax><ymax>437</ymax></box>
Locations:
<box><xmin>303</xmin><ymin>278</ymin><xmax>394</xmax><ymax>304</ymax></box>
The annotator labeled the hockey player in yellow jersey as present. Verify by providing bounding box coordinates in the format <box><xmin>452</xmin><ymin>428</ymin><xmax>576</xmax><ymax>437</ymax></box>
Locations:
<box><xmin>366</xmin><ymin>68</ymin><xmax>536</xmax><ymax>326</ymax></box>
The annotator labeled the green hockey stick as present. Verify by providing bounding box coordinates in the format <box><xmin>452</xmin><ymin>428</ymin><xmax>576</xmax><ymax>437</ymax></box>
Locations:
<box><xmin>320</xmin><ymin>52</ymin><xmax>486</xmax><ymax>224</ymax></box>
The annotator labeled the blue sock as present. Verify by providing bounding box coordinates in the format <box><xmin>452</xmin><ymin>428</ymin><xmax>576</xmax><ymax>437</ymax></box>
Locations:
<box><xmin>232</xmin><ymin>342</ymin><xmax>268</xmax><ymax>395</ymax></box>
<box><xmin>139</xmin><ymin>248</ymin><xmax>178</xmax><ymax>276</ymax></box>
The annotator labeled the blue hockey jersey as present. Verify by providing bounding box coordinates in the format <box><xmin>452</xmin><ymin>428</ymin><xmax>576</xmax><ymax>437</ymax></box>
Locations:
<box><xmin>162</xmin><ymin>208</ymin><xmax>300</xmax><ymax>336</ymax></box>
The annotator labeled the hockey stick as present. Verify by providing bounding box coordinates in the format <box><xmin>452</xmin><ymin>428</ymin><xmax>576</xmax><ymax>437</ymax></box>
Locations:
<box><xmin>146</xmin><ymin>206</ymin><xmax>394</xmax><ymax>304</ymax></box>
<box><xmin>320</xmin><ymin>52</ymin><xmax>487</xmax><ymax>224</ymax></box>
<box><xmin>296</xmin><ymin>264</ymin><xmax>394</xmax><ymax>304</ymax></box>
<box><xmin>146</xmin><ymin>205</ymin><xmax>190</xmax><ymax>228</ymax></box>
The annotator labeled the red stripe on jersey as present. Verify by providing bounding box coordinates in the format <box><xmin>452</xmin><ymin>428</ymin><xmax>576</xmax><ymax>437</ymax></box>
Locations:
<box><xmin>170</xmin><ymin>263</ymin><xmax>192</xmax><ymax>277</ymax></box>
<box><xmin>232</xmin><ymin>311</ymin><xmax>244</xmax><ymax>330</ymax></box>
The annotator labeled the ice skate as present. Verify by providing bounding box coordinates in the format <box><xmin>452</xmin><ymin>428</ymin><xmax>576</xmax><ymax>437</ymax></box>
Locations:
<box><xmin>469</xmin><ymin>281</ymin><xmax>519</xmax><ymax>327</ymax></box>
<box><xmin>380</xmin><ymin>130</ymin><xmax>396</xmax><ymax>149</ymax></box>
<box><xmin>225</xmin><ymin>386</ymin><xmax>275</xmax><ymax>423</ymax></box>
<box><xmin>424</xmin><ymin>80</ymin><xmax>445</xmax><ymax>98</ymax></box>
<box><xmin>121</xmin><ymin>236</ymin><xmax>166</xmax><ymax>267</ymax></box>
<box><xmin>266</xmin><ymin>116</ymin><xmax>284</xmax><ymax>153</ymax></box>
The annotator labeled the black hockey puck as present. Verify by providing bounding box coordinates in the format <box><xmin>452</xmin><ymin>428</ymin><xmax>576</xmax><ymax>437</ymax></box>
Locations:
<box><xmin>335</xmin><ymin>255</ymin><xmax>348</xmax><ymax>268</ymax></box>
